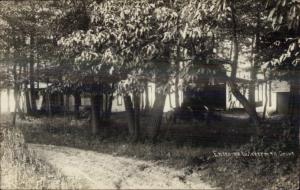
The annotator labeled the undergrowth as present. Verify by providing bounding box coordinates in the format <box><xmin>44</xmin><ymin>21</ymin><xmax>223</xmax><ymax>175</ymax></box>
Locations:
<box><xmin>201</xmin><ymin>126</ymin><xmax>299</xmax><ymax>190</ymax></box>
<box><xmin>19</xmin><ymin>116</ymin><xmax>299</xmax><ymax>190</ymax></box>
<box><xmin>0</xmin><ymin>124</ymin><xmax>80</xmax><ymax>189</ymax></box>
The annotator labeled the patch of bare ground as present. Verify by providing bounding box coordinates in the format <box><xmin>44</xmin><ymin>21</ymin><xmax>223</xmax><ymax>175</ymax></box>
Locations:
<box><xmin>0</xmin><ymin>123</ymin><xmax>81</xmax><ymax>189</ymax></box>
<box><xmin>29</xmin><ymin>143</ymin><xmax>218</xmax><ymax>189</ymax></box>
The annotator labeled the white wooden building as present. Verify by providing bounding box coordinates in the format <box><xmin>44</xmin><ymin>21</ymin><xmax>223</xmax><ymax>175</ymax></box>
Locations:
<box><xmin>0</xmin><ymin>78</ymin><xmax>290</xmax><ymax>115</ymax></box>
<box><xmin>226</xmin><ymin>71</ymin><xmax>290</xmax><ymax>114</ymax></box>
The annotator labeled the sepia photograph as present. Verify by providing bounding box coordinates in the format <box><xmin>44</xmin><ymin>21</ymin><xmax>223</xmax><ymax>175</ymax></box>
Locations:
<box><xmin>0</xmin><ymin>0</ymin><xmax>299</xmax><ymax>189</ymax></box>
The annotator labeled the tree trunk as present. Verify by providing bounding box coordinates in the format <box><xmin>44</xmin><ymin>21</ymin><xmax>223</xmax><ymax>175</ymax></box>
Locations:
<box><xmin>23</xmin><ymin>63</ymin><xmax>31</xmax><ymax>114</ymax></box>
<box><xmin>99</xmin><ymin>93</ymin><xmax>104</xmax><ymax>121</ymax></box>
<box><xmin>175</xmin><ymin>15</ymin><xmax>181</xmax><ymax>108</ymax></box>
<box><xmin>59</xmin><ymin>93</ymin><xmax>64</xmax><ymax>113</ymax></box>
<box><xmin>288</xmin><ymin>78</ymin><xmax>300</xmax><ymax>150</ymax></box>
<box><xmin>249</xmin><ymin>37</ymin><xmax>257</xmax><ymax>108</ymax></box>
<box><xmin>103</xmin><ymin>92</ymin><xmax>113</xmax><ymax>120</ymax></box>
<box><xmin>228</xmin><ymin>81</ymin><xmax>260</xmax><ymax>126</ymax></box>
<box><xmin>140</xmin><ymin>92</ymin><xmax>144</xmax><ymax>111</ymax></box>
<box><xmin>106</xmin><ymin>83</ymin><xmax>114</xmax><ymax>119</ymax></box>
<box><xmin>47</xmin><ymin>84</ymin><xmax>52</xmax><ymax>118</ymax></box>
<box><xmin>12</xmin><ymin>44</ymin><xmax>26</xmax><ymax>124</ymax></box>
<box><xmin>64</xmin><ymin>94</ymin><xmax>70</xmax><ymax>123</ymax></box>
<box><xmin>17</xmin><ymin>65</ymin><xmax>25</xmax><ymax>119</ymax></box>
<box><xmin>289</xmin><ymin>79</ymin><xmax>300</xmax><ymax>125</ymax></box>
<box><xmin>24</xmin><ymin>85</ymin><xmax>31</xmax><ymax>114</ymax></box>
<box><xmin>147</xmin><ymin>87</ymin><xmax>167</xmax><ymax>142</ymax></box>
<box><xmin>91</xmin><ymin>93</ymin><xmax>102</xmax><ymax>135</ymax></box>
<box><xmin>65</xmin><ymin>94</ymin><xmax>70</xmax><ymax>114</ymax></box>
<box><xmin>12</xmin><ymin>64</ymin><xmax>18</xmax><ymax>126</ymax></box>
<box><xmin>124</xmin><ymin>92</ymin><xmax>141</xmax><ymax>142</ymax></box>
<box><xmin>175</xmin><ymin>44</ymin><xmax>180</xmax><ymax>108</ymax></box>
<box><xmin>144</xmin><ymin>81</ymin><xmax>150</xmax><ymax>112</ymax></box>
<box><xmin>74</xmin><ymin>92</ymin><xmax>81</xmax><ymax>119</ymax></box>
<box><xmin>262</xmin><ymin>80</ymin><xmax>268</xmax><ymax>120</ymax></box>
<box><xmin>229</xmin><ymin>1</ymin><xmax>260</xmax><ymax>126</ymax></box>
<box><xmin>6</xmin><ymin>64</ymin><xmax>11</xmax><ymax>113</ymax></box>
<box><xmin>133</xmin><ymin>92</ymin><xmax>141</xmax><ymax>141</ymax></box>
<box><xmin>250</xmin><ymin>13</ymin><xmax>261</xmax><ymax>112</ymax></box>
<box><xmin>106</xmin><ymin>94</ymin><xmax>113</xmax><ymax>120</ymax></box>
<box><xmin>124</xmin><ymin>94</ymin><xmax>135</xmax><ymax>137</ymax></box>
<box><xmin>105</xmin><ymin>93</ymin><xmax>108</xmax><ymax>116</ymax></box>
<box><xmin>230</xmin><ymin>2</ymin><xmax>239</xmax><ymax>78</ymax></box>
<box><xmin>7</xmin><ymin>88</ymin><xmax>10</xmax><ymax>113</ymax></box>
<box><xmin>12</xmin><ymin>87</ymin><xmax>21</xmax><ymax>126</ymax></box>
<box><xmin>48</xmin><ymin>94</ymin><xmax>52</xmax><ymax>117</ymax></box>
<box><xmin>248</xmin><ymin>82</ymin><xmax>256</xmax><ymax>109</ymax></box>
<box><xmin>169</xmin><ymin>92</ymin><xmax>173</xmax><ymax>108</ymax></box>
<box><xmin>0</xmin><ymin>89</ymin><xmax>1</xmax><ymax>120</ymax></box>
<box><xmin>29</xmin><ymin>37</ymin><xmax>37</xmax><ymax>114</ymax></box>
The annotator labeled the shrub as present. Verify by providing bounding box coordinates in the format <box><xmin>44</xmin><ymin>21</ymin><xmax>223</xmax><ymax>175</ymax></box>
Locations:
<box><xmin>201</xmin><ymin>127</ymin><xmax>299</xmax><ymax>190</ymax></box>
<box><xmin>0</xmin><ymin>125</ymin><xmax>80</xmax><ymax>189</ymax></box>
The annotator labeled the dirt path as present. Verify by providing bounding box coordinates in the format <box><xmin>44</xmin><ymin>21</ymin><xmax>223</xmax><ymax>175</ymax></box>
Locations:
<box><xmin>28</xmin><ymin>144</ymin><xmax>218</xmax><ymax>189</ymax></box>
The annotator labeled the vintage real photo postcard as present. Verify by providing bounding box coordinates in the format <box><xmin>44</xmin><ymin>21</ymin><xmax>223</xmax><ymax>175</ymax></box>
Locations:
<box><xmin>0</xmin><ymin>0</ymin><xmax>299</xmax><ymax>189</ymax></box>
